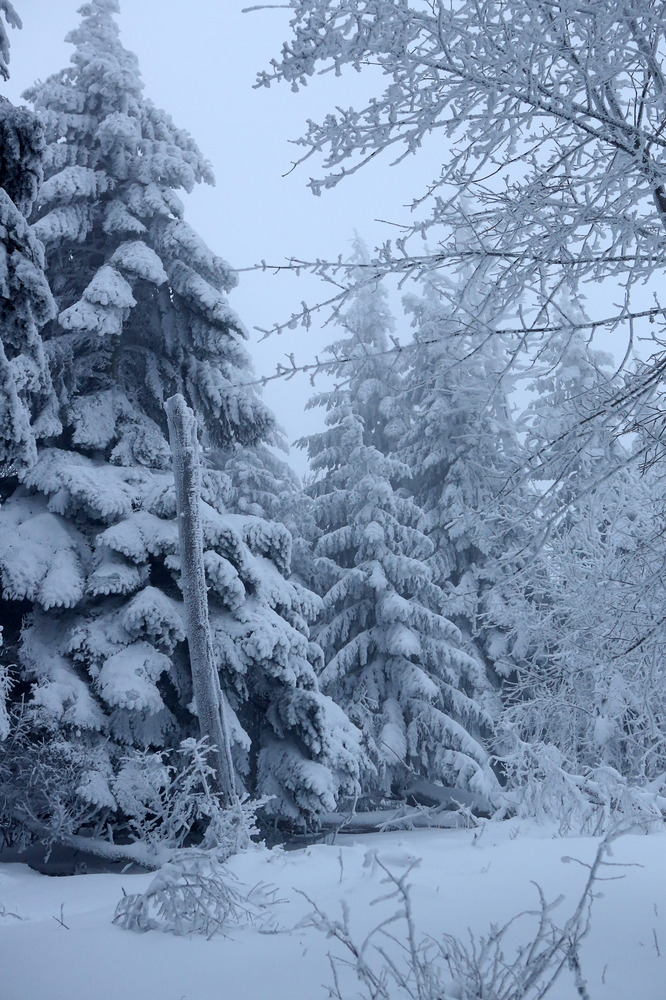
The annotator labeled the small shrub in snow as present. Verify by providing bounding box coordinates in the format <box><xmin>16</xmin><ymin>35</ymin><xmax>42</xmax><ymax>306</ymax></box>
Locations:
<box><xmin>0</xmin><ymin>705</ymin><xmax>105</xmax><ymax>852</ymax></box>
<box><xmin>0</xmin><ymin>725</ymin><xmax>263</xmax><ymax>862</ymax></box>
<box><xmin>113</xmin><ymin>851</ymin><xmax>280</xmax><ymax>937</ymax></box>
<box><xmin>111</xmin><ymin>737</ymin><xmax>265</xmax><ymax>859</ymax></box>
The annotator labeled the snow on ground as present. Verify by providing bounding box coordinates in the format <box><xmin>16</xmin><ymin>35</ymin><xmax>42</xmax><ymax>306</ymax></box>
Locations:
<box><xmin>1</xmin><ymin>820</ymin><xmax>665</xmax><ymax>1000</ymax></box>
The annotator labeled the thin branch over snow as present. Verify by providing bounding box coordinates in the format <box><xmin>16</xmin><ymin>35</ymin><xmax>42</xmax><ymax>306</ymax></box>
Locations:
<box><xmin>305</xmin><ymin>834</ymin><xmax>632</xmax><ymax>1000</ymax></box>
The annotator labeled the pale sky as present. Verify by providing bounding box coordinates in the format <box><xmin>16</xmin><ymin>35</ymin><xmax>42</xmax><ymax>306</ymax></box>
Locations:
<box><xmin>4</xmin><ymin>0</ymin><xmax>437</xmax><ymax>472</ymax></box>
<box><xmin>5</xmin><ymin>1</ymin><xmax>642</xmax><ymax>478</ymax></box>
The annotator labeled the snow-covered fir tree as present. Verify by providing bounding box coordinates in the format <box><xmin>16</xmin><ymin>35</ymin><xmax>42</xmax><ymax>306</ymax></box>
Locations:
<box><xmin>213</xmin><ymin>441</ymin><xmax>320</xmax><ymax>592</ymax></box>
<box><xmin>518</xmin><ymin>323</ymin><xmax>626</xmax><ymax>514</ymax></box>
<box><xmin>0</xmin><ymin>2</ymin><xmax>56</xmax><ymax>479</ymax></box>
<box><xmin>0</xmin><ymin>0</ymin><xmax>361</xmax><ymax>846</ymax></box>
<box><xmin>301</xmin><ymin>253</ymin><xmax>498</xmax><ymax>805</ymax></box>
<box><xmin>0</xmin><ymin>2</ymin><xmax>57</xmax><ymax>746</ymax></box>
<box><xmin>0</xmin><ymin>101</ymin><xmax>57</xmax><ymax>479</ymax></box>
<box><xmin>397</xmin><ymin>262</ymin><xmax>528</xmax><ymax>690</ymax></box>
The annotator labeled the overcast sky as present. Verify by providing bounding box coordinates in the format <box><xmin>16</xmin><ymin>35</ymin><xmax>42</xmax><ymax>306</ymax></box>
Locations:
<box><xmin>3</xmin><ymin>0</ymin><xmax>439</xmax><ymax>472</ymax></box>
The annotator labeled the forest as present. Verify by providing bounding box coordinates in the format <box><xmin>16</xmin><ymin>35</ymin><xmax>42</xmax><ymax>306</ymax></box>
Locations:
<box><xmin>2</xmin><ymin>2</ymin><xmax>666</xmax><ymax>998</ymax></box>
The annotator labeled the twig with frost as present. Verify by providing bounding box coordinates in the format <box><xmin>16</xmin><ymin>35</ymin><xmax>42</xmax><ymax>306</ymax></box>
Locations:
<box><xmin>304</xmin><ymin>832</ymin><xmax>628</xmax><ymax>1000</ymax></box>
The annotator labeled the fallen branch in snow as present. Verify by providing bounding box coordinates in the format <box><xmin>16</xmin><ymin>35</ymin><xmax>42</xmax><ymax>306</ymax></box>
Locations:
<box><xmin>304</xmin><ymin>831</ymin><xmax>629</xmax><ymax>1000</ymax></box>
<box><xmin>318</xmin><ymin>801</ymin><xmax>483</xmax><ymax>837</ymax></box>
<box><xmin>51</xmin><ymin>903</ymin><xmax>69</xmax><ymax>930</ymax></box>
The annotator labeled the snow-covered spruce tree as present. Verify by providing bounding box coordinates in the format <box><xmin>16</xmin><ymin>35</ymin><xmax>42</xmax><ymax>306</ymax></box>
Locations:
<box><xmin>0</xmin><ymin>0</ymin><xmax>361</xmax><ymax>846</ymax></box>
<box><xmin>0</xmin><ymin>101</ymin><xmax>57</xmax><ymax>479</ymax></box>
<box><xmin>212</xmin><ymin>440</ymin><xmax>320</xmax><ymax>589</ymax></box>
<box><xmin>0</xmin><ymin>0</ymin><xmax>56</xmax><ymax>481</ymax></box>
<box><xmin>397</xmin><ymin>267</ymin><xmax>528</xmax><ymax>689</ymax></box>
<box><xmin>301</xmin><ymin>260</ymin><xmax>498</xmax><ymax>805</ymax></box>
<box><xmin>0</xmin><ymin>3</ymin><xmax>58</xmax><ymax>754</ymax></box>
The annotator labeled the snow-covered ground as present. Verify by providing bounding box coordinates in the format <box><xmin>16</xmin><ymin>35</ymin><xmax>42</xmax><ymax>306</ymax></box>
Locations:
<box><xmin>1</xmin><ymin>821</ymin><xmax>665</xmax><ymax>999</ymax></box>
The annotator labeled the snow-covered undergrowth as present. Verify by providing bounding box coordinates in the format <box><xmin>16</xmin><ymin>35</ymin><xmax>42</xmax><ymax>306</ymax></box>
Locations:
<box><xmin>2</xmin><ymin>821</ymin><xmax>666</xmax><ymax>1000</ymax></box>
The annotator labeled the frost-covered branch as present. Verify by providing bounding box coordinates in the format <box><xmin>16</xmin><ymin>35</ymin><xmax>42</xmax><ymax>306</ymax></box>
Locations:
<box><xmin>0</xmin><ymin>1</ymin><xmax>20</xmax><ymax>81</ymax></box>
<box><xmin>257</xmin><ymin>0</ymin><xmax>666</xmax><ymax>438</ymax></box>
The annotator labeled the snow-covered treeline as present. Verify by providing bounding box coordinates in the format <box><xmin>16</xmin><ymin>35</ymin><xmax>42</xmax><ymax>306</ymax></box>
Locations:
<box><xmin>1</xmin><ymin>0</ymin><xmax>666</xmax><ymax>862</ymax></box>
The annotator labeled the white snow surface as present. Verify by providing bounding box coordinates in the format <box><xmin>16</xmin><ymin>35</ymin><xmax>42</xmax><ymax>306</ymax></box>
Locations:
<box><xmin>1</xmin><ymin>821</ymin><xmax>665</xmax><ymax>999</ymax></box>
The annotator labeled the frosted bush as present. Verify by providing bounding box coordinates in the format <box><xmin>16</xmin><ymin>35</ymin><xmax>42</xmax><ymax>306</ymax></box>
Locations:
<box><xmin>497</xmin><ymin>739</ymin><xmax>666</xmax><ymax>835</ymax></box>
<box><xmin>0</xmin><ymin>707</ymin><xmax>107</xmax><ymax>852</ymax></box>
<box><xmin>113</xmin><ymin>851</ymin><xmax>280</xmax><ymax>937</ymax></box>
<box><xmin>111</xmin><ymin>737</ymin><xmax>264</xmax><ymax>858</ymax></box>
<box><xmin>0</xmin><ymin>723</ymin><xmax>265</xmax><ymax>860</ymax></box>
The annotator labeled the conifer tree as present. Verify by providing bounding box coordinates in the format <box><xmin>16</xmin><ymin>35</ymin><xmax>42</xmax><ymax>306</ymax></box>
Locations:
<box><xmin>0</xmin><ymin>0</ymin><xmax>56</xmax><ymax>479</ymax></box>
<box><xmin>519</xmin><ymin>325</ymin><xmax>626</xmax><ymax>513</ymax></box>
<box><xmin>0</xmin><ymin>0</ymin><xmax>361</xmax><ymax>844</ymax></box>
<box><xmin>0</xmin><ymin>2</ymin><xmax>58</xmax><ymax>746</ymax></box>
<box><xmin>214</xmin><ymin>440</ymin><xmax>320</xmax><ymax>591</ymax></box>
<box><xmin>301</xmin><ymin>256</ymin><xmax>498</xmax><ymax>803</ymax></box>
<box><xmin>397</xmin><ymin>270</ymin><xmax>527</xmax><ymax>683</ymax></box>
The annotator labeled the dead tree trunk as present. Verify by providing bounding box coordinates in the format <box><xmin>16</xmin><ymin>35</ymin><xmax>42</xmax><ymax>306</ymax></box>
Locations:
<box><xmin>165</xmin><ymin>393</ymin><xmax>236</xmax><ymax>805</ymax></box>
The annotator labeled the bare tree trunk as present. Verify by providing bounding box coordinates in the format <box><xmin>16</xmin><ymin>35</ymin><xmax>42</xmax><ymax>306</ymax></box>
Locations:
<box><xmin>165</xmin><ymin>393</ymin><xmax>236</xmax><ymax>805</ymax></box>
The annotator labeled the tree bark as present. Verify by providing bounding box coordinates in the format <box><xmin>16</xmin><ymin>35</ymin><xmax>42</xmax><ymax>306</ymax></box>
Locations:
<box><xmin>165</xmin><ymin>393</ymin><xmax>237</xmax><ymax>805</ymax></box>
